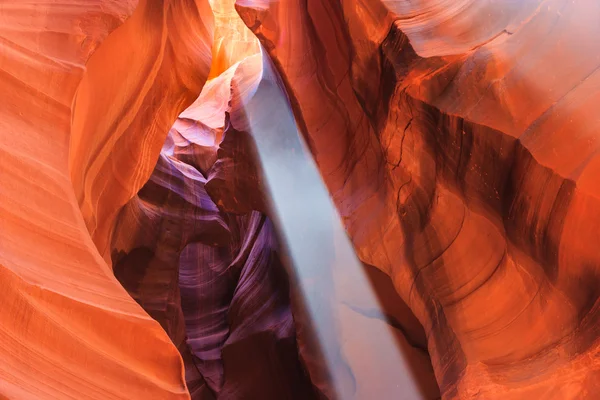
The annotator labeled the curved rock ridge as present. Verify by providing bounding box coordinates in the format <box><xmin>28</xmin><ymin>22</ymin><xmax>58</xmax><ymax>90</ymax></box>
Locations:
<box><xmin>70</xmin><ymin>0</ymin><xmax>214</xmax><ymax>260</ymax></box>
<box><xmin>0</xmin><ymin>1</ymin><xmax>215</xmax><ymax>399</ymax></box>
<box><xmin>234</xmin><ymin>0</ymin><xmax>600</xmax><ymax>399</ymax></box>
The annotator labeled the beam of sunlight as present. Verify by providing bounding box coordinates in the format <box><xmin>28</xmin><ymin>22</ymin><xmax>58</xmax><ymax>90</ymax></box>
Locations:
<box><xmin>239</xmin><ymin>46</ymin><xmax>428</xmax><ymax>400</ymax></box>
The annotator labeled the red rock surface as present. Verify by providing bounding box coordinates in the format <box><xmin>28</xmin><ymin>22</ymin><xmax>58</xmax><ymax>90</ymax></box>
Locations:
<box><xmin>2</xmin><ymin>0</ymin><xmax>600</xmax><ymax>399</ymax></box>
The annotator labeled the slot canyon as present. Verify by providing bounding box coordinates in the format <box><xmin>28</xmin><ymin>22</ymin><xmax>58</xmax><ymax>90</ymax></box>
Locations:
<box><xmin>1</xmin><ymin>0</ymin><xmax>600</xmax><ymax>399</ymax></box>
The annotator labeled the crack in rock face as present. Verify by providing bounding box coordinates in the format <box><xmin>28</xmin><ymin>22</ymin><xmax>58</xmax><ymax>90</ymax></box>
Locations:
<box><xmin>1</xmin><ymin>0</ymin><xmax>599</xmax><ymax>399</ymax></box>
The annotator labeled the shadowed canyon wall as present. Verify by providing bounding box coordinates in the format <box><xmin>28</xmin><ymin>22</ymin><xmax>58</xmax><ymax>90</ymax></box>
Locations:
<box><xmin>1</xmin><ymin>0</ymin><xmax>599</xmax><ymax>399</ymax></box>
<box><xmin>234</xmin><ymin>0</ymin><xmax>600</xmax><ymax>399</ymax></box>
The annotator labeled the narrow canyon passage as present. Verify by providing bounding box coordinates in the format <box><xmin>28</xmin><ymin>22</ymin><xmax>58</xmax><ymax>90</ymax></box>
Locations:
<box><xmin>1</xmin><ymin>0</ymin><xmax>600</xmax><ymax>399</ymax></box>
<box><xmin>110</xmin><ymin>3</ymin><xmax>440</xmax><ymax>398</ymax></box>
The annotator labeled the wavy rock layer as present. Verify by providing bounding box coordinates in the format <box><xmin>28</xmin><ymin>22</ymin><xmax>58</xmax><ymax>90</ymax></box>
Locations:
<box><xmin>0</xmin><ymin>1</ymin><xmax>214</xmax><ymax>398</ymax></box>
<box><xmin>235</xmin><ymin>0</ymin><xmax>600</xmax><ymax>399</ymax></box>
<box><xmin>70</xmin><ymin>0</ymin><xmax>214</xmax><ymax>260</ymax></box>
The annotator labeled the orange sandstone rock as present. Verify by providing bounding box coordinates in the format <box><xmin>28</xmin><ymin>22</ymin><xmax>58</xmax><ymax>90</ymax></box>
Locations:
<box><xmin>0</xmin><ymin>1</ymin><xmax>213</xmax><ymax>398</ymax></box>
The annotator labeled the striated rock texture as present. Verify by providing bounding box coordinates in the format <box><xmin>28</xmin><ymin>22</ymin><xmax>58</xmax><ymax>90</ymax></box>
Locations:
<box><xmin>0</xmin><ymin>0</ymin><xmax>213</xmax><ymax>399</ymax></box>
<box><xmin>235</xmin><ymin>0</ymin><xmax>600</xmax><ymax>399</ymax></box>
<box><xmin>70</xmin><ymin>0</ymin><xmax>214</xmax><ymax>260</ymax></box>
